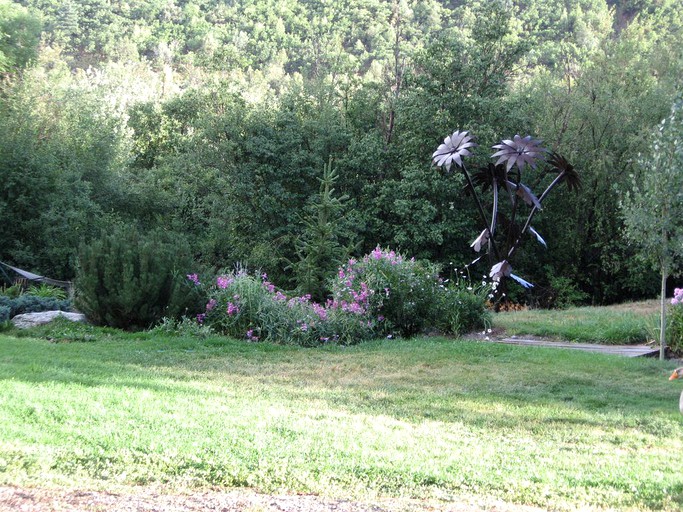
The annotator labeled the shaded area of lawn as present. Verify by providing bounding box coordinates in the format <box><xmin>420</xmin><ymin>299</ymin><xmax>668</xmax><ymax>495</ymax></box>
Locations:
<box><xmin>0</xmin><ymin>328</ymin><xmax>682</xmax><ymax>511</ymax></box>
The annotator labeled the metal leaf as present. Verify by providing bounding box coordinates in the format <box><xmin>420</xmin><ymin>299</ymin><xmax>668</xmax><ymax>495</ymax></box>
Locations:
<box><xmin>489</xmin><ymin>260</ymin><xmax>512</xmax><ymax>282</ymax></box>
<box><xmin>529</xmin><ymin>226</ymin><xmax>547</xmax><ymax>248</ymax></box>
<box><xmin>470</xmin><ymin>229</ymin><xmax>489</xmax><ymax>252</ymax></box>
<box><xmin>510</xmin><ymin>273</ymin><xmax>534</xmax><ymax>289</ymax></box>
<box><xmin>492</xmin><ymin>134</ymin><xmax>547</xmax><ymax>173</ymax></box>
<box><xmin>548</xmin><ymin>152</ymin><xmax>582</xmax><ymax>192</ymax></box>
<box><xmin>505</xmin><ymin>180</ymin><xmax>543</xmax><ymax>210</ymax></box>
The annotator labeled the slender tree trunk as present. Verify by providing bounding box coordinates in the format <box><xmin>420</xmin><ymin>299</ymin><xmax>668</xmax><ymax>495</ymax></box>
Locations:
<box><xmin>660</xmin><ymin>270</ymin><xmax>667</xmax><ymax>361</ymax></box>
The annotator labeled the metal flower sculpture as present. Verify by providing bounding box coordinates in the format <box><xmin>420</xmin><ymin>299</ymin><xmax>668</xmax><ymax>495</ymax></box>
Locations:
<box><xmin>492</xmin><ymin>134</ymin><xmax>546</xmax><ymax>172</ymax></box>
<box><xmin>432</xmin><ymin>130</ymin><xmax>580</xmax><ymax>305</ymax></box>
<box><xmin>432</xmin><ymin>130</ymin><xmax>477</xmax><ymax>171</ymax></box>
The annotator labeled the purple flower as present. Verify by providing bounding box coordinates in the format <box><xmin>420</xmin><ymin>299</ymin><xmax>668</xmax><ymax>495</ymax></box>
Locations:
<box><xmin>187</xmin><ymin>274</ymin><xmax>200</xmax><ymax>285</ymax></box>
<box><xmin>206</xmin><ymin>299</ymin><xmax>217</xmax><ymax>312</ymax></box>
<box><xmin>227</xmin><ymin>302</ymin><xmax>239</xmax><ymax>316</ymax></box>
<box><xmin>196</xmin><ymin>313</ymin><xmax>206</xmax><ymax>324</ymax></box>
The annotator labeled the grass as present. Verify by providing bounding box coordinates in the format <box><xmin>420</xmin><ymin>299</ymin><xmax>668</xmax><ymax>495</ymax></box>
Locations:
<box><xmin>492</xmin><ymin>300</ymin><xmax>660</xmax><ymax>344</ymax></box>
<box><xmin>0</xmin><ymin>318</ymin><xmax>682</xmax><ymax>511</ymax></box>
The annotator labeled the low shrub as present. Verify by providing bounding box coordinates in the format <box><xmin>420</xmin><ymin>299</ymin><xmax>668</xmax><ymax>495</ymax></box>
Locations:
<box><xmin>434</xmin><ymin>280</ymin><xmax>491</xmax><ymax>336</ymax></box>
<box><xmin>27</xmin><ymin>284</ymin><xmax>68</xmax><ymax>300</ymax></box>
<box><xmin>0</xmin><ymin>295</ymin><xmax>72</xmax><ymax>318</ymax></box>
<box><xmin>0</xmin><ymin>284</ymin><xmax>24</xmax><ymax>298</ymax></box>
<box><xmin>0</xmin><ymin>305</ymin><xmax>10</xmax><ymax>323</ymax></box>
<box><xmin>331</xmin><ymin>247</ymin><xmax>491</xmax><ymax>337</ymax></box>
<box><xmin>75</xmin><ymin>225</ymin><xmax>202</xmax><ymax>330</ymax></box>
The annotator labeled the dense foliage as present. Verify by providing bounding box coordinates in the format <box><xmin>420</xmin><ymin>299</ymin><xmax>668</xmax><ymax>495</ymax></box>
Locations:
<box><xmin>2</xmin><ymin>0</ymin><xmax>682</xmax><ymax>309</ymax></box>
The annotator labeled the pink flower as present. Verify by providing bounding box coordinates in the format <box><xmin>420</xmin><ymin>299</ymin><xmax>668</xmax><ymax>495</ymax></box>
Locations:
<box><xmin>312</xmin><ymin>303</ymin><xmax>327</xmax><ymax>320</ymax></box>
<box><xmin>227</xmin><ymin>302</ymin><xmax>239</xmax><ymax>316</ymax></box>
<box><xmin>217</xmin><ymin>276</ymin><xmax>232</xmax><ymax>289</ymax></box>
<box><xmin>187</xmin><ymin>274</ymin><xmax>200</xmax><ymax>285</ymax></box>
<box><xmin>206</xmin><ymin>299</ymin><xmax>217</xmax><ymax>311</ymax></box>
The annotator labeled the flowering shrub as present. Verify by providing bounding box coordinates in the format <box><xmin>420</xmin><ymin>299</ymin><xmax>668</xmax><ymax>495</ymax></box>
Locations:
<box><xmin>332</xmin><ymin>247</ymin><xmax>442</xmax><ymax>336</ymax></box>
<box><xmin>196</xmin><ymin>269</ymin><xmax>373</xmax><ymax>346</ymax></box>
<box><xmin>668</xmin><ymin>288</ymin><xmax>683</xmax><ymax>354</ymax></box>
<box><xmin>189</xmin><ymin>247</ymin><xmax>491</xmax><ymax>345</ymax></box>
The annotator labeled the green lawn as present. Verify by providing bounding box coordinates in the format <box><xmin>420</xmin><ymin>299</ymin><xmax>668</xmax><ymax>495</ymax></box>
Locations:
<box><xmin>492</xmin><ymin>300</ymin><xmax>660</xmax><ymax>344</ymax></box>
<box><xmin>0</xmin><ymin>324</ymin><xmax>682</xmax><ymax>510</ymax></box>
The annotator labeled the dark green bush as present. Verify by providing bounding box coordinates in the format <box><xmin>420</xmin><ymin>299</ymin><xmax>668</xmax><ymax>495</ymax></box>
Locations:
<box><xmin>0</xmin><ymin>295</ymin><xmax>72</xmax><ymax>318</ymax></box>
<box><xmin>0</xmin><ymin>305</ymin><xmax>10</xmax><ymax>323</ymax></box>
<box><xmin>75</xmin><ymin>226</ymin><xmax>201</xmax><ymax>330</ymax></box>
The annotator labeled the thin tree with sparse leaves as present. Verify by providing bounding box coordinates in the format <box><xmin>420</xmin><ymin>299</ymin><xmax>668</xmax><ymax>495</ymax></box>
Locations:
<box><xmin>622</xmin><ymin>96</ymin><xmax>683</xmax><ymax>360</ymax></box>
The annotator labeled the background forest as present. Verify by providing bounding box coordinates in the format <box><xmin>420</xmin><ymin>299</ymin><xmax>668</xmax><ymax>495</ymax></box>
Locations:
<box><xmin>1</xmin><ymin>0</ymin><xmax>682</xmax><ymax>307</ymax></box>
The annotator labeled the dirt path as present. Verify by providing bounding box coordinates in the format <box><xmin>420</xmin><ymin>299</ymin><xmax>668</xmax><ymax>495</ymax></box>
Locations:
<box><xmin>0</xmin><ymin>485</ymin><xmax>547</xmax><ymax>512</ymax></box>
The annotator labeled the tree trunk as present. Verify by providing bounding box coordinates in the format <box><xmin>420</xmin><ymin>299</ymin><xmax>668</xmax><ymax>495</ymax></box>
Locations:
<box><xmin>660</xmin><ymin>271</ymin><xmax>668</xmax><ymax>361</ymax></box>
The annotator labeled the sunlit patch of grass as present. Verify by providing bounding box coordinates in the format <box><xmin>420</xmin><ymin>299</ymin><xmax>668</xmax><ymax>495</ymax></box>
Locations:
<box><xmin>493</xmin><ymin>300</ymin><xmax>659</xmax><ymax>344</ymax></box>
<box><xmin>0</xmin><ymin>331</ymin><xmax>682</xmax><ymax>510</ymax></box>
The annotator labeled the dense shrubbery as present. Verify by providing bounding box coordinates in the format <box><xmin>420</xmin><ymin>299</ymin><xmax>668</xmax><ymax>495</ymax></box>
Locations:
<box><xmin>75</xmin><ymin>226</ymin><xmax>201</xmax><ymax>330</ymax></box>
<box><xmin>191</xmin><ymin>247</ymin><xmax>490</xmax><ymax>346</ymax></box>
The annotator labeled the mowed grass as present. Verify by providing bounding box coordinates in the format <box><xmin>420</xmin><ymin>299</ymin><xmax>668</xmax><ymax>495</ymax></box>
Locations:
<box><xmin>493</xmin><ymin>300</ymin><xmax>660</xmax><ymax>344</ymax></box>
<box><xmin>1</xmin><ymin>323</ymin><xmax>682</xmax><ymax>510</ymax></box>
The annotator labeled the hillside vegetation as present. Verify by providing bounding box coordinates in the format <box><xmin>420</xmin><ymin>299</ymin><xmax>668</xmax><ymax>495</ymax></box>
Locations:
<box><xmin>2</xmin><ymin>0</ymin><xmax>682</xmax><ymax>305</ymax></box>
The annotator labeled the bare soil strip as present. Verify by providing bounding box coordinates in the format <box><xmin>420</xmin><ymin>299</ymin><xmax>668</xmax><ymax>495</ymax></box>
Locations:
<box><xmin>0</xmin><ymin>485</ymin><xmax>547</xmax><ymax>512</ymax></box>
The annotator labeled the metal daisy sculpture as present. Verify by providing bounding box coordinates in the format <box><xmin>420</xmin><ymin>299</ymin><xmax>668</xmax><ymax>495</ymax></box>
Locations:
<box><xmin>432</xmin><ymin>130</ymin><xmax>580</xmax><ymax>301</ymax></box>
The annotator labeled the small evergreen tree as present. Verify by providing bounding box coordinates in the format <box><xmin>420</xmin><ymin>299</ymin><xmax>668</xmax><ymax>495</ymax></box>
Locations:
<box><xmin>291</xmin><ymin>158</ymin><xmax>358</xmax><ymax>302</ymax></box>
<box><xmin>75</xmin><ymin>225</ymin><xmax>199</xmax><ymax>330</ymax></box>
